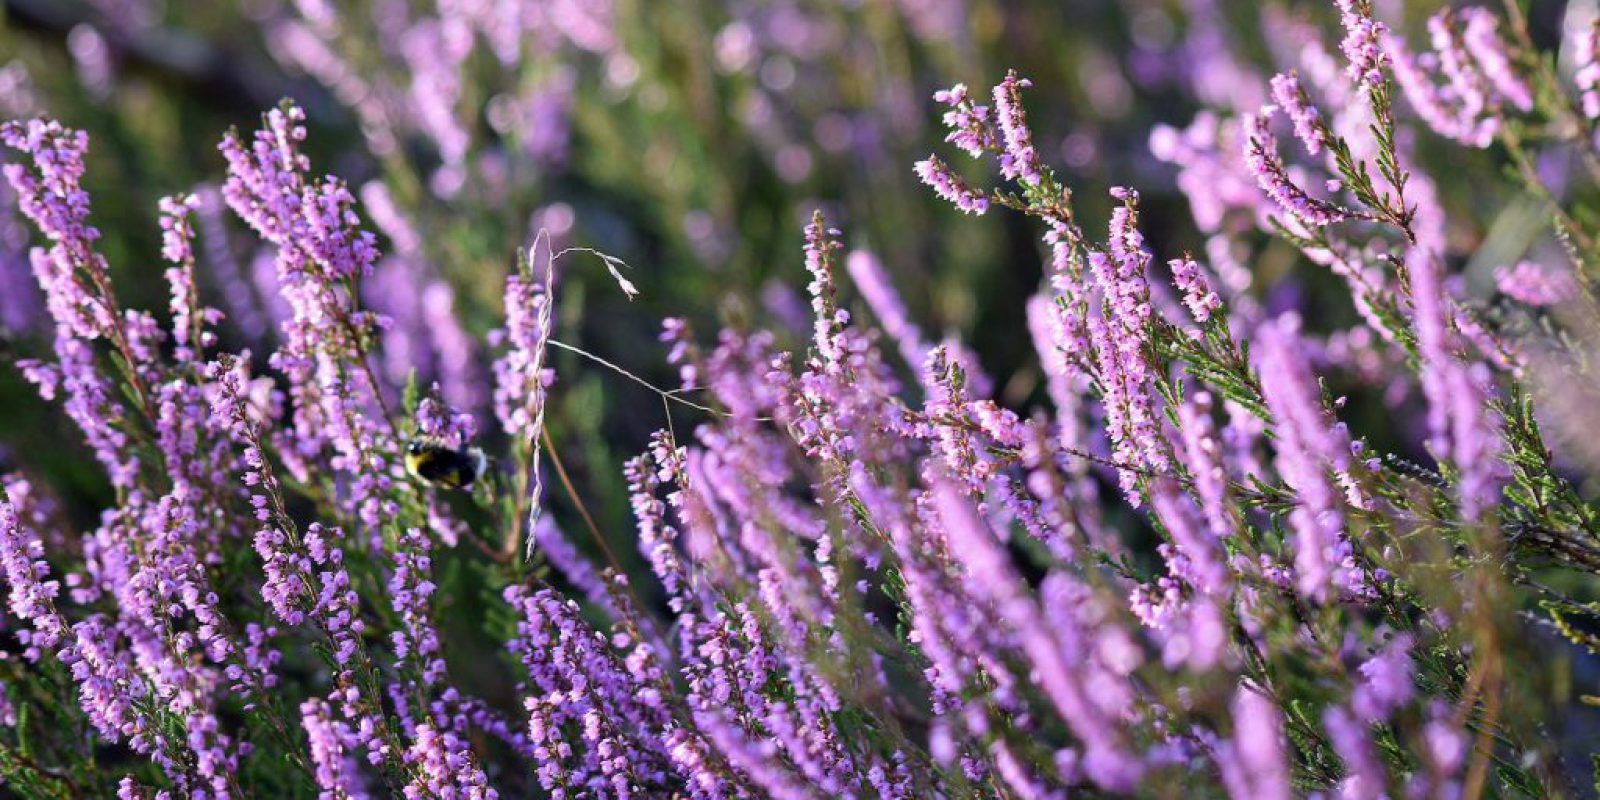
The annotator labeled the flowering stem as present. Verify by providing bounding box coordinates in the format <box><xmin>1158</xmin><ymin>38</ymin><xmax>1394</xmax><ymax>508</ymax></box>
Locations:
<box><xmin>1497</xmin><ymin>0</ymin><xmax>1600</xmax><ymax>184</ymax></box>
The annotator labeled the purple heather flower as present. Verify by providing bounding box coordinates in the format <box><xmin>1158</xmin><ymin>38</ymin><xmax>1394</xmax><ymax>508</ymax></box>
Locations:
<box><xmin>159</xmin><ymin>193</ymin><xmax>220</xmax><ymax>361</ymax></box>
<box><xmin>802</xmin><ymin>214</ymin><xmax>849</xmax><ymax>368</ymax></box>
<box><xmin>1253</xmin><ymin>315</ymin><xmax>1370</xmax><ymax>601</ymax></box>
<box><xmin>1241</xmin><ymin>106</ymin><xmax>1350</xmax><ymax>228</ymax></box>
<box><xmin>845</xmin><ymin>248</ymin><xmax>927</xmax><ymax>370</ymax></box>
<box><xmin>0</xmin><ymin>494</ymin><xmax>220</xmax><ymax>785</ymax></box>
<box><xmin>1352</xmin><ymin>634</ymin><xmax>1415</xmax><ymax>722</ymax></box>
<box><xmin>695</xmin><ymin>710</ymin><xmax>816</xmax><ymax>800</ymax></box>
<box><xmin>302</xmin><ymin>697</ymin><xmax>372</xmax><ymax>800</ymax></box>
<box><xmin>531</xmin><ymin>515</ymin><xmax>624</xmax><ymax>624</ymax></box>
<box><xmin>1149</xmin><ymin>479</ymin><xmax>1226</xmax><ymax>595</ymax></box>
<box><xmin>932</xmin><ymin>82</ymin><xmax>998</xmax><ymax>158</ymax></box>
<box><xmin>493</xmin><ymin>234</ymin><xmax>558</xmax><ymax>555</ymax></box>
<box><xmin>0</xmin><ymin>494</ymin><xmax>63</xmax><ymax>648</ymax></box>
<box><xmin>1087</xmin><ymin>189</ymin><xmax>1168</xmax><ymax>499</ymax></box>
<box><xmin>1215</xmin><ymin>687</ymin><xmax>1290</xmax><ymax>800</ymax></box>
<box><xmin>219</xmin><ymin>102</ymin><xmax>395</xmax><ymax>535</ymax></box>
<box><xmin>3</xmin><ymin>119</ymin><xmax>145</xmax><ymax>489</ymax></box>
<box><xmin>1268</xmin><ymin>71</ymin><xmax>1326</xmax><ymax>155</ymax></box>
<box><xmin>992</xmin><ymin>71</ymin><xmax>1043</xmax><ymax>184</ymax></box>
<box><xmin>914</xmin><ymin>156</ymin><xmax>989</xmax><ymax>214</ymax></box>
<box><xmin>1149</xmin><ymin>114</ymin><xmax>1269</xmax><ymax>234</ymax></box>
<box><xmin>1423</xmin><ymin>702</ymin><xmax>1468</xmax><ymax>780</ymax></box>
<box><xmin>387</xmin><ymin>525</ymin><xmax>447</xmax><ymax>687</ymax></box>
<box><xmin>1168</xmin><ymin>256</ymin><xmax>1222</xmax><ymax>325</ymax></box>
<box><xmin>1461</xmin><ymin>8</ymin><xmax>1533</xmax><ymax>113</ymax></box>
<box><xmin>932</xmin><ymin>483</ymin><xmax>1140</xmax><ymax>791</ymax></box>
<box><xmin>1336</xmin><ymin>0</ymin><xmax>1391</xmax><ymax>88</ymax></box>
<box><xmin>1390</xmin><ymin>9</ymin><xmax>1530</xmax><ymax>148</ymax></box>
<box><xmin>415</xmin><ymin>396</ymin><xmax>477</xmax><ymax>451</ymax></box>
<box><xmin>404</xmin><ymin>723</ymin><xmax>498</xmax><ymax>800</ymax></box>
<box><xmin>361</xmin><ymin>182</ymin><xmax>484</xmax><ymax>414</ymax></box>
<box><xmin>1177</xmin><ymin>391</ymin><xmax>1232</xmax><ymax>539</ymax></box>
<box><xmin>492</xmin><ymin>242</ymin><xmax>556</xmax><ymax>442</ymax></box>
<box><xmin>1408</xmin><ymin>245</ymin><xmax>1505</xmax><ymax>519</ymax></box>
<box><xmin>1389</xmin><ymin>35</ymin><xmax>1495</xmax><ymax>148</ymax></box>
<box><xmin>0</xmin><ymin>12</ymin><xmax>1579</xmax><ymax>796</ymax></box>
<box><xmin>1324</xmin><ymin>706</ymin><xmax>1386</xmax><ymax>799</ymax></box>
<box><xmin>504</xmin><ymin>584</ymin><xmax>689</xmax><ymax>795</ymax></box>
<box><xmin>399</xmin><ymin>19</ymin><xmax>473</xmax><ymax>179</ymax></box>
<box><xmin>190</xmin><ymin>183</ymin><xmax>270</xmax><ymax>345</ymax></box>
<box><xmin>1495</xmin><ymin>260</ymin><xmax>1577</xmax><ymax>307</ymax></box>
<box><xmin>1</xmin><ymin>119</ymin><xmax>116</xmax><ymax>340</ymax></box>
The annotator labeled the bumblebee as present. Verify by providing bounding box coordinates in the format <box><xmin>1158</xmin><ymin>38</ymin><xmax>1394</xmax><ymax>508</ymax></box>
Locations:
<box><xmin>404</xmin><ymin>438</ymin><xmax>488</xmax><ymax>490</ymax></box>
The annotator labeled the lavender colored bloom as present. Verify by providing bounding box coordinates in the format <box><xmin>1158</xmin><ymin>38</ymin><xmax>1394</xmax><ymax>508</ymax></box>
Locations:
<box><xmin>387</xmin><ymin>525</ymin><xmax>448</xmax><ymax>688</ymax></box>
<box><xmin>914</xmin><ymin>156</ymin><xmax>988</xmax><ymax>214</ymax></box>
<box><xmin>1</xmin><ymin>119</ymin><xmax>116</xmax><ymax>339</ymax></box>
<box><xmin>1149</xmin><ymin>479</ymin><xmax>1226</xmax><ymax>595</ymax></box>
<box><xmin>802</xmin><ymin>214</ymin><xmax>849</xmax><ymax>368</ymax></box>
<box><xmin>1177</xmin><ymin>391</ymin><xmax>1232</xmax><ymax>538</ymax></box>
<box><xmin>1423</xmin><ymin>702</ymin><xmax>1468</xmax><ymax>779</ymax></box>
<box><xmin>932</xmin><ymin>484</ymin><xmax>1140</xmax><ymax>791</ymax></box>
<box><xmin>695</xmin><ymin>711</ymin><xmax>816</xmax><ymax>800</ymax></box>
<box><xmin>191</xmin><ymin>183</ymin><xmax>269</xmax><ymax>344</ymax></box>
<box><xmin>1149</xmin><ymin>114</ymin><xmax>1268</xmax><ymax>234</ymax></box>
<box><xmin>495</xmin><ymin>69</ymin><xmax>576</xmax><ymax>166</ymax></box>
<box><xmin>0</xmin><ymin>494</ymin><xmax>200</xmax><ymax>782</ymax></box>
<box><xmin>1389</xmin><ymin>37</ymin><xmax>1493</xmax><ymax>148</ymax></box>
<box><xmin>1088</xmin><ymin>189</ymin><xmax>1168</xmax><ymax>499</ymax></box>
<box><xmin>360</xmin><ymin>183</ymin><xmax>484</xmax><ymax>414</ymax></box>
<box><xmin>302</xmin><ymin>697</ymin><xmax>372</xmax><ymax>800</ymax></box>
<box><xmin>845</xmin><ymin>249</ymin><xmax>927</xmax><ymax>370</ymax></box>
<box><xmin>219</xmin><ymin>102</ymin><xmax>395</xmax><ymax>534</ymax></box>
<box><xmin>1460</xmin><ymin>8</ymin><xmax>1533</xmax><ymax>112</ymax></box>
<box><xmin>159</xmin><ymin>193</ymin><xmax>219</xmax><ymax>361</ymax></box>
<box><xmin>404</xmin><ymin>723</ymin><xmax>498</xmax><ymax>799</ymax></box>
<box><xmin>932</xmin><ymin>83</ymin><xmax>998</xmax><ymax>158</ymax></box>
<box><xmin>1268</xmin><ymin>71</ymin><xmax>1327</xmax><ymax>155</ymax></box>
<box><xmin>1336</xmin><ymin>0</ymin><xmax>1391</xmax><ymax>88</ymax></box>
<box><xmin>1241</xmin><ymin>107</ymin><xmax>1350</xmax><ymax>228</ymax></box>
<box><xmin>504</xmin><ymin>584</ymin><xmax>689</xmax><ymax>795</ymax></box>
<box><xmin>1352</xmin><ymin>634</ymin><xmax>1415</xmax><ymax>722</ymax></box>
<box><xmin>1215</xmin><ymin>687</ymin><xmax>1290</xmax><ymax>800</ymax></box>
<box><xmin>1254</xmin><ymin>315</ymin><xmax>1369</xmax><ymax>601</ymax></box>
<box><xmin>1390</xmin><ymin>9</ymin><xmax>1530</xmax><ymax>148</ymax></box>
<box><xmin>0</xmin><ymin>494</ymin><xmax>63</xmax><ymax>649</ymax></box>
<box><xmin>2</xmin><ymin>11</ymin><xmax>1589</xmax><ymax>795</ymax></box>
<box><xmin>491</xmin><ymin>243</ymin><xmax>556</xmax><ymax>442</ymax></box>
<box><xmin>532</xmin><ymin>515</ymin><xmax>623</xmax><ymax>623</ymax></box>
<box><xmin>1408</xmin><ymin>246</ymin><xmax>1505</xmax><ymax>519</ymax></box>
<box><xmin>1324</xmin><ymin>706</ymin><xmax>1386</xmax><ymax>799</ymax></box>
<box><xmin>1495</xmin><ymin>260</ymin><xmax>1576</xmax><ymax>306</ymax></box>
<box><xmin>399</xmin><ymin>19</ymin><xmax>473</xmax><ymax>181</ymax></box>
<box><xmin>1168</xmin><ymin>256</ymin><xmax>1221</xmax><ymax>325</ymax></box>
<box><xmin>992</xmin><ymin>71</ymin><xmax>1043</xmax><ymax>184</ymax></box>
<box><xmin>3</xmin><ymin>119</ymin><xmax>143</xmax><ymax>488</ymax></box>
<box><xmin>212</xmin><ymin>359</ymin><xmax>398</xmax><ymax>769</ymax></box>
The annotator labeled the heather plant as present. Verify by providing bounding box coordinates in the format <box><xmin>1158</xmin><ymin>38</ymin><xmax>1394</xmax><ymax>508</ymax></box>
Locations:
<box><xmin>4</xmin><ymin>1</ymin><xmax>1600</xmax><ymax>799</ymax></box>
